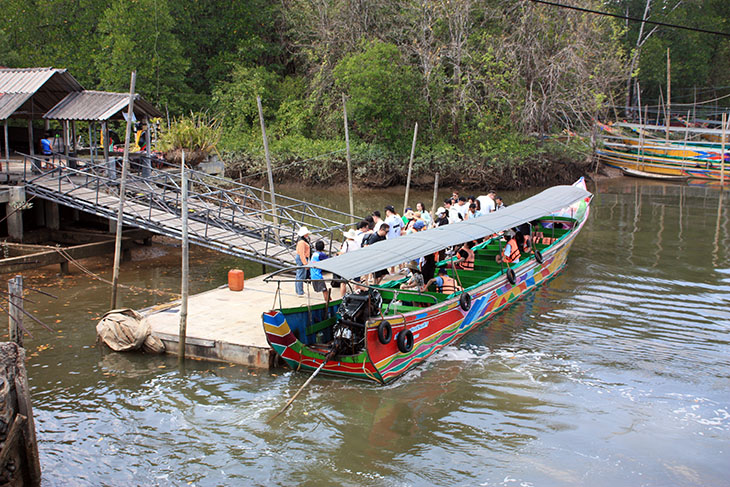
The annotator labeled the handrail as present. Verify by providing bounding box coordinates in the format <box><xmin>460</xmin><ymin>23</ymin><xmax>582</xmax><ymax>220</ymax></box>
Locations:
<box><xmin>20</xmin><ymin>153</ymin><xmax>361</xmax><ymax>268</ymax></box>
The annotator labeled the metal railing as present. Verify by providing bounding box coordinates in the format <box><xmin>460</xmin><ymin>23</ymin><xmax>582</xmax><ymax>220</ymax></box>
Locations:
<box><xmin>20</xmin><ymin>153</ymin><xmax>359</xmax><ymax>268</ymax></box>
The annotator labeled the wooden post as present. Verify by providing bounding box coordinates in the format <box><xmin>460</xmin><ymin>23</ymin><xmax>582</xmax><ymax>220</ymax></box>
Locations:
<box><xmin>681</xmin><ymin>110</ymin><xmax>690</xmax><ymax>170</ymax></box>
<box><xmin>27</xmin><ymin>119</ymin><xmax>34</xmax><ymax>156</ymax></box>
<box><xmin>110</xmin><ymin>71</ymin><xmax>137</xmax><ymax>310</ymax></box>
<box><xmin>102</xmin><ymin>121</ymin><xmax>110</xmax><ymax>166</ymax></box>
<box><xmin>666</xmin><ymin>48</ymin><xmax>671</xmax><ymax>144</ymax></box>
<box><xmin>8</xmin><ymin>275</ymin><xmax>23</xmax><ymax>347</ymax></box>
<box><xmin>256</xmin><ymin>96</ymin><xmax>278</xmax><ymax>232</ymax></box>
<box><xmin>4</xmin><ymin>119</ymin><xmax>9</xmax><ymax>165</ymax></box>
<box><xmin>721</xmin><ymin>113</ymin><xmax>726</xmax><ymax>186</ymax></box>
<box><xmin>63</xmin><ymin>120</ymin><xmax>69</xmax><ymax>161</ymax></box>
<box><xmin>403</xmin><ymin>122</ymin><xmax>418</xmax><ymax>213</ymax></box>
<box><xmin>342</xmin><ymin>94</ymin><xmax>354</xmax><ymax>223</ymax></box>
<box><xmin>431</xmin><ymin>172</ymin><xmax>439</xmax><ymax>222</ymax></box>
<box><xmin>179</xmin><ymin>152</ymin><xmax>189</xmax><ymax>361</ymax></box>
<box><xmin>88</xmin><ymin>122</ymin><xmax>94</xmax><ymax>166</ymax></box>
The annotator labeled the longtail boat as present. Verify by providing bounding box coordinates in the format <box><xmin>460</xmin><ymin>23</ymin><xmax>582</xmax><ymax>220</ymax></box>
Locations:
<box><xmin>262</xmin><ymin>180</ymin><xmax>592</xmax><ymax>384</ymax></box>
<box><xmin>597</xmin><ymin>121</ymin><xmax>729</xmax><ymax>180</ymax></box>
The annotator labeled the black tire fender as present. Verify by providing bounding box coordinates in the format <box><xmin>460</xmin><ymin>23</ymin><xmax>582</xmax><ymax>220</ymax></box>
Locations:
<box><xmin>506</xmin><ymin>268</ymin><xmax>516</xmax><ymax>285</ymax></box>
<box><xmin>377</xmin><ymin>320</ymin><xmax>392</xmax><ymax>344</ymax></box>
<box><xmin>534</xmin><ymin>250</ymin><xmax>544</xmax><ymax>264</ymax></box>
<box><xmin>396</xmin><ymin>329</ymin><xmax>414</xmax><ymax>354</ymax></box>
<box><xmin>459</xmin><ymin>292</ymin><xmax>471</xmax><ymax>312</ymax></box>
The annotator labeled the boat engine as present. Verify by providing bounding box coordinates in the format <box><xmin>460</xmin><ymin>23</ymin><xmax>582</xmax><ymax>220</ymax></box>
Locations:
<box><xmin>331</xmin><ymin>289</ymin><xmax>382</xmax><ymax>355</ymax></box>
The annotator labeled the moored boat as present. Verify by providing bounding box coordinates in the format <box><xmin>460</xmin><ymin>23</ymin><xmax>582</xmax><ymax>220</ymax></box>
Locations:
<box><xmin>262</xmin><ymin>180</ymin><xmax>592</xmax><ymax>384</ymax></box>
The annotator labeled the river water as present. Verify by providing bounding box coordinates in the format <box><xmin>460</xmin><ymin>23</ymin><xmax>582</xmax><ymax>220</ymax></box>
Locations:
<box><xmin>10</xmin><ymin>178</ymin><xmax>730</xmax><ymax>486</ymax></box>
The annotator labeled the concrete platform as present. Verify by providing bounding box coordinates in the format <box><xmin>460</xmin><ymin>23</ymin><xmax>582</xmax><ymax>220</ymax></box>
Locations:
<box><xmin>142</xmin><ymin>274</ymin><xmax>327</xmax><ymax>368</ymax></box>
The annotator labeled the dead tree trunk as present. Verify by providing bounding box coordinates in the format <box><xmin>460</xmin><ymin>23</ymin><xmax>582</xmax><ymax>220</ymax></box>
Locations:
<box><xmin>0</xmin><ymin>342</ymin><xmax>41</xmax><ymax>486</ymax></box>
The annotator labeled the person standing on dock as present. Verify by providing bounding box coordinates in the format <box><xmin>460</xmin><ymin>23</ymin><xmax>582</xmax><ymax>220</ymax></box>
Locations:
<box><xmin>295</xmin><ymin>226</ymin><xmax>311</xmax><ymax>297</ymax></box>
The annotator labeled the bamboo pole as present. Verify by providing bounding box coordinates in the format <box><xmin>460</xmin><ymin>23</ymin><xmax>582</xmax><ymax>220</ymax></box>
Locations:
<box><xmin>342</xmin><ymin>94</ymin><xmax>354</xmax><ymax>224</ymax></box>
<box><xmin>110</xmin><ymin>71</ymin><xmax>137</xmax><ymax>310</ymax></box>
<box><xmin>8</xmin><ymin>275</ymin><xmax>22</xmax><ymax>347</ymax></box>
<box><xmin>681</xmin><ymin>110</ymin><xmax>690</xmax><ymax>171</ymax></box>
<box><xmin>256</xmin><ymin>96</ymin><xmax>279</xmax><ymax>238</ymax></box>
<box><xmin>721</xmin><ymin>113</ymin><xmax>726</xmax><ymax>186</ymax></box>
<box><xmin>179</xmin><ymin>152</ymin><xmax>189</xmax><ymax>361</ymax></box>
<box><xmin>666</xmin><ymin>48</ymin><xmax>671</xmax><ymax>144</ymax></box>
<box><xmin>403</xmin><ymin>122</ymin><xmax>418</xmax><ymax>213</ymax></box>
<box><xmin>431</xmin><ymin>172</ymin><xmax>439</xmax><ymax>224</ymax></box>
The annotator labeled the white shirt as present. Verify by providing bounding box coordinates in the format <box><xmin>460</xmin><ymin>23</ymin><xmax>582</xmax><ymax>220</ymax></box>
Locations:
<box><xmin>455</xmin><ymin>203</ymin><xmax>469</xmax><ymax>220</ymax></box>
<box><xmin>385</xmin><ymin>214</ymin><xmax>402</xmax><ymax>239</ymax></box>
<box><xmin>446</xmin><ymin>207</ymin><xmax>460</xmax><ymax>224</ymax></box>
<box><xmin>373</xmin><ymin>220</ymin><xmax>384</xmax><ymax>233</ymax></box>
<box><xmin>477</xmin><ymin>195</ymin><xmax>495</xmax><ymax>213</ymax></box>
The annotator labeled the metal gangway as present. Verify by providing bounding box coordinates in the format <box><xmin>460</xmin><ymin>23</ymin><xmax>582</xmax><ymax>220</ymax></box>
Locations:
<box><xmin>20</xmin><ymin>153</ymin><xmax>358</xmax><ymax>268</ymax></box>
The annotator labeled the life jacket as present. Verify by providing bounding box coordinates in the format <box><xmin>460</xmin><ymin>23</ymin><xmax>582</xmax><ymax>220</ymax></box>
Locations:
<box><xmin>503</xmin><ymin>238</ymin><xmax>521</xmax><ymax>263</ymax></box>
<box><xmin>457</xmin><ymin>246</ymin><xmax>474</xmax><ymax>270</ymax></box>
<box><xmin>439</xmin><ymin>274</ymin><xmax>461</xmax><ymax>294</ymax></box>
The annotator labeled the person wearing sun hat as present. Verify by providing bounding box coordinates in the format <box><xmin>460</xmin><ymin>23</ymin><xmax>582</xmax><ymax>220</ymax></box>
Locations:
<box><xmin>295</xmin><ymin>226</ymin><xmax>311</xmax><ymax>297</ymax></box>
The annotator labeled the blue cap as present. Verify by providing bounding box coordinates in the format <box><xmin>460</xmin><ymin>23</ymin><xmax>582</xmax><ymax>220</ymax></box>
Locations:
<box><xmin>413</xmin><ymin>220</ymin><xmax>426</xmax><ymax>230</ymax></box>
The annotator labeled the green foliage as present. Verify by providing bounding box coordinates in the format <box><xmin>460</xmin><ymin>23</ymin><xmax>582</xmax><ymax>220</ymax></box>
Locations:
<box><xmin>158</xmin><ymin>113</ymin><xmax>222</xmax><ymax>155</ymax></box>
<box><xmin>95</xmin><ymin>0</ymin><xmax>190</xmax><ymax>111</ymax></box>
<box><xmin>334</xmin><ymin>41</ymin><xmax>425</xmax><ymax>149</ymax></box>
<box><xmin>212</xmin><ymin>66</ymin><xmax>280</xmax><ymax>131</ymax></box>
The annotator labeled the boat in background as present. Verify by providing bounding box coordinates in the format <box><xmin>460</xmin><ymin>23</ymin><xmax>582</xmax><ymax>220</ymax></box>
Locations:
<box><xmin>596</xmin><ymin>121</ymin><xmax>729</xmax><ymax>181</ymax></box>
<box><xmin>620</xmin><ymin>167</ymin><xmax>689</xmax><ymax>181</ymax></box>
<box><xmin>262</xmin><ymin>179</ymin><xmax>592</xmax><ymax>384</ymax></box>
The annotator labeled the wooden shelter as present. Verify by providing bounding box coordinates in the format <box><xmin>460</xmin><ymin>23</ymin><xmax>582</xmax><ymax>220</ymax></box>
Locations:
<box><xmin>43</xmin><ymin>90</ymin><xmax>163</xmax><ymax>165</ymax></box>
<box><xmin>0</xmin><ymin>67</ymin><xmax>83</xmax><ymax>160</ymax></box>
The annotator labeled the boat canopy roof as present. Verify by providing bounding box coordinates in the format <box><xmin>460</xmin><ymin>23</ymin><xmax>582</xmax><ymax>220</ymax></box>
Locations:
<box><xmin>309</xmin><ymin>184</ymin><xmax>591</xmax><ymax>280</ymax></box>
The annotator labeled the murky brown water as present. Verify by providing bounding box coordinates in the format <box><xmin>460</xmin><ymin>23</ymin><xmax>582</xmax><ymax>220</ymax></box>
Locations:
<box><xmin>8</xmin><ymin>178</ymin><xmax>730</xmax><ymax>486</ymax></box>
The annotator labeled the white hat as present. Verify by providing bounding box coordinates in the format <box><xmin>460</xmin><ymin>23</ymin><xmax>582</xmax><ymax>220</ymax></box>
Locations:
<box><xmin>297</xmin><ymin>226</ymin><xmax>310</xmax><ymax>237</ymax></box>
<box><xmin>343</xmin><ymin>228</ymin><xmax>357</xmax><ymax>240</ymax></box>
<box><xmin>436</xmin><ymin>207</ymin><xmax>446</xmax><ymax>215</ymax></box>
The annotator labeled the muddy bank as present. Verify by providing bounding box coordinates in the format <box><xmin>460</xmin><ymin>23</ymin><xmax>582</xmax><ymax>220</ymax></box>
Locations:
<box><xmin>225</xmin><ymin>153</ymin><xmax>597</xmax><ymax>192</ymax></box>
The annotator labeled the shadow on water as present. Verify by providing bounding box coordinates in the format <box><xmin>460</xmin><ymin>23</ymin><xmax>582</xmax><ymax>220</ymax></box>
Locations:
<box><xmin>9</xmin><ymin>179</ymin><xmax>730</xmax><ymax>486</ymax></box>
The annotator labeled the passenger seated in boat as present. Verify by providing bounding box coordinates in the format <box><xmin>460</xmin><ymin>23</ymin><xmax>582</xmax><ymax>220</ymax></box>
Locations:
<box><xmin>447</xmin><ymin>241</ymin><xmax>475</xmax><ymax>270</ymax></box>
<box><xmin>495</xmin><ymin>232</ymin><xmax>521</xmax><ymax>264</ymax></box>
<box><xmin>400</xmin><ymin>263</ymin><xmax>424</xmax><ymax>290</ymax></box>
<box><xmin>422</xmin><ymin>268</ymin><xmax>462</xmax><ymax>294</ymax></box>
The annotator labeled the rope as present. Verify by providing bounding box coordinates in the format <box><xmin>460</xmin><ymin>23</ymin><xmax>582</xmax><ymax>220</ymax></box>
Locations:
<box><xmin>53</xmin><ymin>247</ymin><xmax>180</xmax><ymax>298</ymax></box>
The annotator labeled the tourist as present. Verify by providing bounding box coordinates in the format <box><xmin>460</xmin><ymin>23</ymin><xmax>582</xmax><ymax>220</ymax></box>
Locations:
<box><xmin>455</xmin><ymin>196</ymin><xmax>469</xmax><ymax>220</ymax></box>
<box><xmin>477</xmin><ymin>190</ymin><xmax>496</xmax><ymax>213</ymax></box>
<box><xmin>496</xmin><ymin>231</ymin><xmax>521</xmax><ymax>264</ymax></box>
<box><xmin>434</xmin><ymin>207</ymin><xmax>449</xmax><ymax>227</ymax></box>
<box><xmin>354</xmin><ymin>220</ymin><xmax>371</xmax><ymax>247</ymax></box>
<box><xmin>466</xmin><ymin>203</ymin><xmax>478</xmax><ymax>220</ymax></box>
<box><xmin>495</xmin><ymin>196</ymin><xmax>505</xmax><ymax>210</ymax></box>
<box><xmin>310</xmin><ymin>240</ymin><xmax>330</xmax><ymax>301</ymax></box>
<box><xmin>384</xmin><ymin>205</ymin><xmax>402</xmax><ymax>239</ymax></box>
<box><xmin>295</xmin><ymin>226</ymin><xmax>311</xmax><ymax>297</ymax></box>
<box><xmin>364</xmin><ymin>223</ymin><xmax>389</xmax><ymax>284</ymax></box>
<box><xmin>423</xmin><ymin>268</ymin><xmax>462</xmax><ymax>294</ymax></box>
<box><xmin>416</xmin><ymin>202</ymin><xmax>432</xmax><ymax>226</ymax></box>
<box><xmin>401</xmin><ymin>207</ymin><xmax>413</xmax><ymax>226</ymax></box>
<box><xmin>402</xmin><ymin>209</ymin><xmax>416</xmax><ymax>234</ymax></box>
<box><xmin>372</xmin><ymin>211</ymin><xmax>384</xmax><ymax>232</ymax></box>
<box><xmin>443</xmin><ymin>198</ymin><xmax>460</xmax><ymax>223</ymax></box>
<box><xmin>400</xmin><ymin>263</ymin><xmax>425</xmax><ymax>291</ymax></box>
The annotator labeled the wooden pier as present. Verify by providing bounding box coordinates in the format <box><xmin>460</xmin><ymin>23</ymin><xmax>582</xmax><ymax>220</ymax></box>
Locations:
<box><xmin>143</xmin><ymin>274</ymin><xmax>326</xmax><ymax>368</ymax></box>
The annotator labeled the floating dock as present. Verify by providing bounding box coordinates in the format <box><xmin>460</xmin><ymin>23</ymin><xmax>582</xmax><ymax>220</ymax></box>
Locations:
<box><xmin>143</xmin><ymin>274</ymin><xmax>325</xmax><ymax>368</ymax></box>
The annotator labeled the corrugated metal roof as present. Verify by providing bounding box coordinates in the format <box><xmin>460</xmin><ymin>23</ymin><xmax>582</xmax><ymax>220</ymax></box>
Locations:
<box><xmin>43</xmin><ymin>90</ymin><xmax>163</xmax><ymax>121</ymax></box>
<box><xmin>0</xmin><ymin>67</ymin><xmax>83</xmax><ymax>119</ymax></box>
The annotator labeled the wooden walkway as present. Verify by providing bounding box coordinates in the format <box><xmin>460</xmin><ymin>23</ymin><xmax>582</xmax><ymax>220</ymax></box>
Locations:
<box><xmin>29</xmin><ymin>175</ymin><xmax>297</xmax><ymax>265</ymax></box>
<box><xmin>21</xmin><ymin>155</ymin><xmax>356</xmax><ymax>268</ymax></box>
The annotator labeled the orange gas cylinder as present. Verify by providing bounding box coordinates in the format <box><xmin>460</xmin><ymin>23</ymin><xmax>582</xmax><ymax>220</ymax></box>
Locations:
<box><xmin>228</xmin><ymin>269</ymin><xmax>244</xmax><ymax>291</ymax></box>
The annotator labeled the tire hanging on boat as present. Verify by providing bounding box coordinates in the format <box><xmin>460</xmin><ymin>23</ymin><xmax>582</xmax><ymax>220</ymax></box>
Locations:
<box><xmin>459</xmin><ymin>292</ymin><xmax>471</xmax><ymax>311</ymax></box>
<box><xmin>506</xmin><ymin>268</ymin><xmax>516</xmax><ymax>285</ymax></box>
<box><xmin>534</xmin><ymin>250</ymin><xmax>544</xmax><ymax>264</ymax></box>
<box><xmin>377</xmin><ymin>320</ymin><xmax>392</xmax><ymax>344</ymax></box>
<box><xmin>396</xmin><ymin>329</ymin><xmax>414</xmax><ymax>353</ymax></box>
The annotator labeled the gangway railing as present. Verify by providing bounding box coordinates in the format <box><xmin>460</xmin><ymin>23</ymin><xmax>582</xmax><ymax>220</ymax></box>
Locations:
<box><xmin>19</xmin><ymin>153</ymin><xmax>360</xmax><ymax>268</ymax></box>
